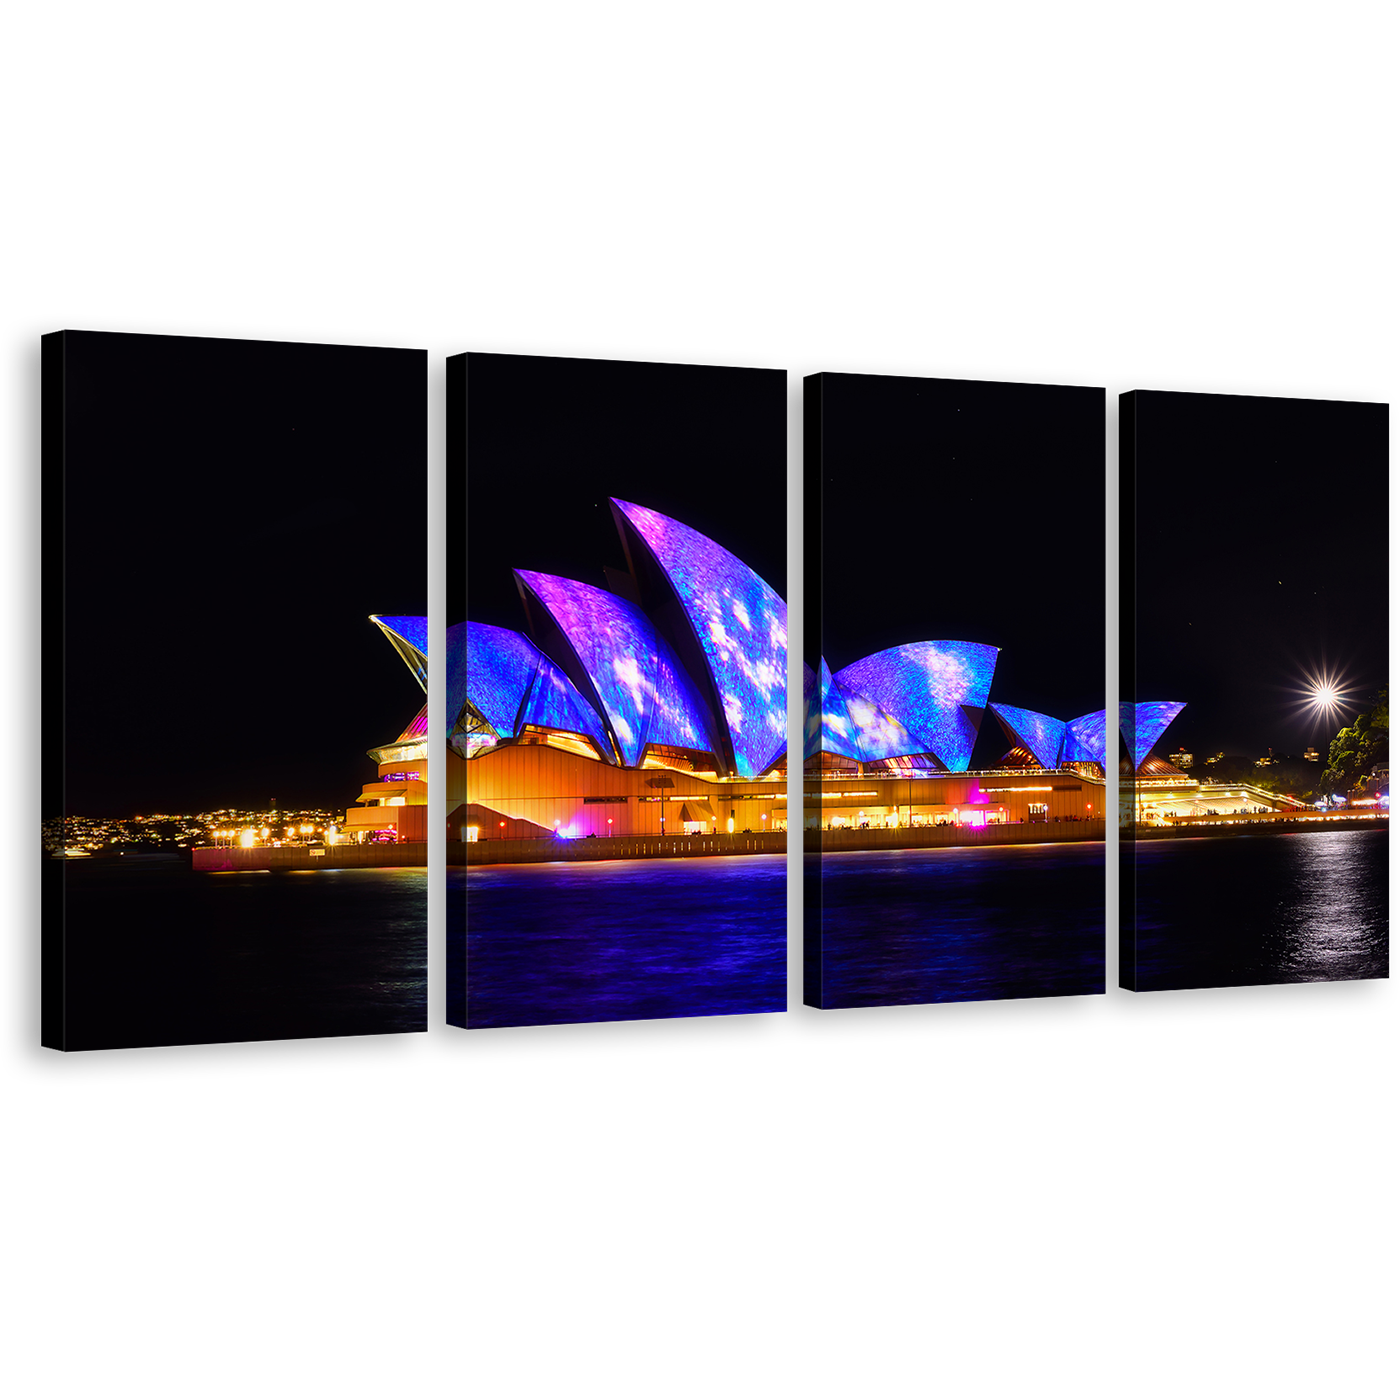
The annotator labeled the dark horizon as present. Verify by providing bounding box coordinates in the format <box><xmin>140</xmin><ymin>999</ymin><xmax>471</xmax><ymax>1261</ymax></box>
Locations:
<box><xmin>810</xmin><ymin>372</ymin><xmax>1106</xmax><ymax>770</ymax></box>
<box><xmin>1128</xmin><ymin>390</ymin><xmax>1388</xmax><ymax>760</ymax></box>
<box><xmin>56</xmin><ymin>332</ymin><xmax>426</xmax><ymax>816</ymax></box>
<box><xmin>458</xmin><ymin>351</ymin><xmax>786</xmax><ymax>629</ymax></box>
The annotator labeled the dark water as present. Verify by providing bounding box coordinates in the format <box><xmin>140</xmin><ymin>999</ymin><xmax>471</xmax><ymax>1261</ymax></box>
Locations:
<box><xmin>451</xmin><ymin>855</ymin><xmax>786</xmax><ymax>1029</ymax></box>
<box><xmin>811</xmin><ymin>844</ymin><xmax>1105</xmax><ymax>1008</ymax></box>
<box><xmin>1129</xmin><ymin>829</ymin><xmax>1388</xmax><ymax>991</ymax></box>
<box><xmin>56</xmin><ymin>861</ymin><xmax>427</xmax><ymax>1050</ymax></box>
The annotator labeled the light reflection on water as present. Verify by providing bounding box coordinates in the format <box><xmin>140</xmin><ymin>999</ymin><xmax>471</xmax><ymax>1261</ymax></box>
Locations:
<box><xmin>1132</xmin><ymin>829</ymin><xmax>1388</xmax><ymax>991</ymax></box>
<box><xmin>455</xmin><ymin>854</ymin><xmax>786</xmax><ymax>1029</ymax></box>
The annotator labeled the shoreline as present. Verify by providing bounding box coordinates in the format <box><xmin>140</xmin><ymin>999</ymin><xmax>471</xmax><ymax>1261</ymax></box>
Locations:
<box><xmin>455</xmin><ymin>833</ymin><xmax>786</xmax><ymax>866</ymax></box>
<box><xmin>1126</xmin><ymin>816</ymin><xmax>1386</xmax><ymax>842</ymax></box>
<box><xmin>191</xmin><ymin>843</ymin><xmax>428</xmax><ymax>872</ymax></box>
<box><xmin>809</xmin><ymin>821</ymin><xmax>1104</xmax><ymax>856</ymax></box>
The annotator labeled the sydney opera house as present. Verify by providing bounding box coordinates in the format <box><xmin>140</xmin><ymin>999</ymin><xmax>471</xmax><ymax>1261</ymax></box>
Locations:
<box><xmin>448</xmin><ymin>500</ymin><xmax>789</xmax><ymax>843</ymax></box>
<box><xmin>341</xmin><ymin>614</ymin><xmax>430</xmax><ymax>845</ymax></box>
<box><xmin>804</xmin><ymin>649</ymin><xmax>1112</xmax><ymax>831</ymax></box>
<box><xmin>805</xmin><ymin>679</ymin><xmax>1313</xmax><ymax>834</ymax></box>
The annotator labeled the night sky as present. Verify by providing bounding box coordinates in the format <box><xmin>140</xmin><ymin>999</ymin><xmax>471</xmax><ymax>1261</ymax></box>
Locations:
<box><xmin>1129</xmin><ymin>390</ymin><xmax>1388</xmax><ymax>757</ymax></box>
<box><xmin>457</xmin><ymin>353</ymin><xmax>786</xmax><ymax>629</ymax></box>
<box><xmin>810</xmin><ymin>373</ymin><xmax>1106</xmax><ymax>769</ymax></box>
<box><xmin>57</xmin><ymin>332</ymin><xmax>425</xmax><ymax>814</ymax></box>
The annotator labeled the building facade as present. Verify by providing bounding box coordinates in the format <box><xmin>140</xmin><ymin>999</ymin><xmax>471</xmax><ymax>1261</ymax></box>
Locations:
<box><xmin>810</xmin><ymin>769</ymin><xmax>1104</xmax><ymax>830</ymax></box>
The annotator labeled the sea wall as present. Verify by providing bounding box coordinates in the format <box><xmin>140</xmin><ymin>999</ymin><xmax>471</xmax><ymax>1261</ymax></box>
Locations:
<box><xmin>459</xmin><ymin>831</ymin><xmax>787</xmax><ymax>865</ymax></box>
<box><xmin>810</xmin><ymin>821</ymin><xmax>1105</xmax><ymax>854</ymax></box>
<box><xmin>192</xmin><ymin>843</ymin><xmax>428</xmax><ymax>872</ymax></box>
<box><xmin>1127</xmin><ymin>816</ymin><xmax>1387</xmax><ymax>841</ymax></box>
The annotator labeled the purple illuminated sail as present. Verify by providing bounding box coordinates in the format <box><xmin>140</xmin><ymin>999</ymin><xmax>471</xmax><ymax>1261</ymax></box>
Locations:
<box><xmin>516</xmin><ymin>569</ymin><xmax>720</xmax><ymax>767</ymax></box>
<box><xmin>834</xmin><ymin>640</ymin><xmax>998</xmax><ymax>771</ymax></box>
<box><xmin>802</xmin><ymin>662</ymin><xmax>821</xmax><ymax>761</ymax></box>
<box><xmin>1062</xmin><ymin>709</ymin><xmax>1107</xmax><ymax>765</ymax></box>
<box><xmin>991</xmin><ymin>703</ymin><xmax>1067</xmax><ymax>770</ymax></box>
<box><xmin>518</xmin><ymin>656</ymin><xmax>616</xmax><ymax>756</ymax></box>
<box><xmin>841</xmin><ymin>681</ymin><xmax>916</xmax><ymax>763</ymax></box>
<box><xmin>371</xmin><ymin>614</ymin><xmax>428</xmax><ymax>691</ymax></box>
<box><xmin>456</xmin><ymin>620</ymin><xmax>612</xmax><ymax>759</ymax></box>
<box><xmin>459</xmin><ymin>621</ymin><xmax>543</xmax><ymax>738</ymax></box>
<box><xmin>816</xmin><ymin>658</ymin><xmax>862</xmax><ymax>763</ymax></box>
<box><xmin>1121</xmin><ymin>701</ymin><xmax>1186</xmax><ymax>769</ymax></box>
<box><xmin>612</xmin><ymin>498</ymin><xmax>787</xmax><ymax>779</ymax></box>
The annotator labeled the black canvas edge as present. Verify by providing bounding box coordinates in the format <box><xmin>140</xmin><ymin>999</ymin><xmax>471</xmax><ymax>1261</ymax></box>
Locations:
<box><xmin>428</xmin><ymin>345</ymin><xmax>462</xmax><ymax>1036</ymax></box>
<box><xmin>446</xmin><ymin>352</ymin><xmax>468</xmax><ymax>1029</ymax></box>
<box><xmin>1118</xmin><ymin>390</ymin><xmax>1140</xmax><ymax>991</ymax></box>
<box><xmin>1108</xmin><ymin>383</ymin><xmax>1131</xmax><ymax>996</ymax></box>
<box><xmin>789</xmin><ymin>366</ymin><xmax>817</xmax><ymax>1013</ymax></box>
<box><xmin>801</xmin><ymin>373</ymin><xmax>824</xmax><ymax>1007</ymax></box>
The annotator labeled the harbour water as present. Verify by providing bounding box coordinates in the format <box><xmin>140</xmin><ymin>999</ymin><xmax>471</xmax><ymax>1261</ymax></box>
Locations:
<box><xmin>1129</xmin><ymin>828</ymin><xmax>1388</xmax><ymax>991</ymax></box>
<box><xmin>57</xmin><ymin>860</ymin><xmax>427</xmax><ymax>1049</ymax></box>
<box><xmin>452</xmin><ymin>854</ymin><xmax>787</xmax><ymax>1028</ymax></box>
<box><xmin>812</xmin><ymin>842</ymin><xmax>1106</xmax><ymax>1008</ymax></box>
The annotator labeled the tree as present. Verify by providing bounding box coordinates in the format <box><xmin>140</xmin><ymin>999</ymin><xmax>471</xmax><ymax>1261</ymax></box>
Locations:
<box><xmin>1317</xmin><ymin>687</ymin><xmax>1389</xmax><ymax>800</ymax></box>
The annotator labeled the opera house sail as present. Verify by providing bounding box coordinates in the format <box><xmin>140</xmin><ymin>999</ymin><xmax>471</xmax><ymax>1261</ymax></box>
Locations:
<box><xmin>341</xmin><ymin>614</ymin><xmax>431</xmax><ymax>846</ymax></box>
<box><xmin>802</xmin><ymin>650</ymin><xmax>1111</xmax><ymax>827</ymax></box>
<box><xmin>447</xmin><ymin>501</ymin><xmax>789</xmax><ymax>844</ymax></box>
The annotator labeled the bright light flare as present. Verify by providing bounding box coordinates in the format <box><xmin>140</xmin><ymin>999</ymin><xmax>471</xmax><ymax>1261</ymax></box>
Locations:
<box><xmin>1294</xmin><ymin>665</ymin><xmax>1353</xmax><ymax>733</ymax></box>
